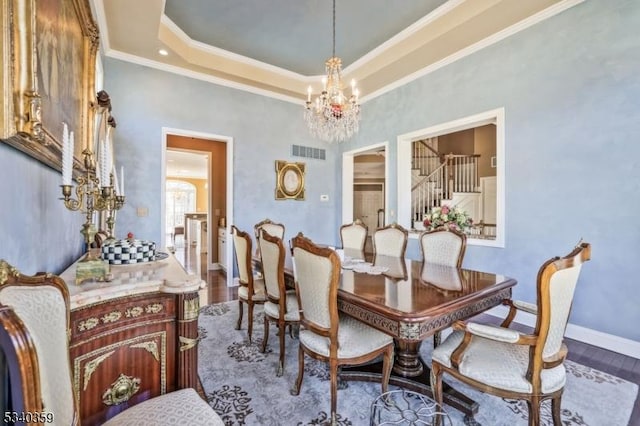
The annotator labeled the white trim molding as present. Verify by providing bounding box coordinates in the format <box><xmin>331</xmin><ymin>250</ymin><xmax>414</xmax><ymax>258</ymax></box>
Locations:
<box><xmin>487</xmin><ymin>305</ymin><xmax>640</xmax><ymax>360</ymax></box>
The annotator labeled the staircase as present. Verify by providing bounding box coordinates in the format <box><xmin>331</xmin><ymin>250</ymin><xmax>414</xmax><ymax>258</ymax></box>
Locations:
<box><xmin>411</xmin><ymin>138</ymin><xmax>480</xmax><ymax>224</ymax></box>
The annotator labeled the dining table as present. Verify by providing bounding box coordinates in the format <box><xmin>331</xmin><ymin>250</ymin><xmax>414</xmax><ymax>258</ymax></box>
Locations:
<box><xmin>252</xmin><ymin>249</ymin><xmax>517</xmax><ymax>417</ymax></box>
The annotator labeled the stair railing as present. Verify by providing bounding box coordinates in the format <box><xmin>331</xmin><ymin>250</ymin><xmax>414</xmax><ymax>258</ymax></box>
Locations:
<box><xmin>411</xmin><ymin>153</ymin><xmax>480</xmax><ymax>224</ymax></box>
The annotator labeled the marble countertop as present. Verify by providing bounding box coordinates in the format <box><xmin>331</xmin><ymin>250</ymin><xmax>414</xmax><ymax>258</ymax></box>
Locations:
<box><xmin>60</xmin><ymin>252</ymin><xmax>205</xmax><ymax>310</ymax></box>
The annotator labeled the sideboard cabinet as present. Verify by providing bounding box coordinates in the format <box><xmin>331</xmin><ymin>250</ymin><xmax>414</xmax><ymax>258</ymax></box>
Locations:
<box><xmin>60</xmin><ymin>254</ymin><xmax>204</xmax><ymax>425</ymax></box>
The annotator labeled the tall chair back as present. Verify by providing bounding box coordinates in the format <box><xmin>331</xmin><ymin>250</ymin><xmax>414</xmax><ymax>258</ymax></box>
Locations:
<box><xmin>419</xmin><ymin>228</ymin><xmax>467</xmax><ymax>267</ymax></box>
<box><xmin>0</xmin><ymin>260</ymin><xmax>77</xmax><ymax>425</ymax></box>
<box><xmin>340</xmin><ymin>220</ymin><xmax>368</xmax><ymax>254</ymax></box>
<box><xmin>254</xmin><ymin>218</ymin><xmax>285</xmax><ymax>255</ymax></box>
<box><xmin>260</xmin><ymin>229</ymin><xmax>286</xmax><ymax>302</ymax></box>
<box><xmin>372</xmin><ymin>223</ymin><xmax>408</xmax><ymax>258</ymax></box>
<box><xmin>232</xmin><ymin>225</ymin><xmax>254</xmax><ymax>286</ymax></box>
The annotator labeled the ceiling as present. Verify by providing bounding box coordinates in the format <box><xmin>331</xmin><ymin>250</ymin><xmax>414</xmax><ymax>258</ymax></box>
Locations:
<box><xmin>166</xmin><ymin>149</ymin><xmax>208</xmax><ymax>179</ymax></box>
<box><xmin>94</xmin><ymin>0</ymin><xmax>576</xmax><ymax>104</ymax></box>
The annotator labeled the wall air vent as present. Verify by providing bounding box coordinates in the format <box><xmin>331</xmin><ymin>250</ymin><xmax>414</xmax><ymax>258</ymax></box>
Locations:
<box><xmin>291</xmin><ymin>144</ymin><xmax>326</xmax><ymax>160</ymax></box>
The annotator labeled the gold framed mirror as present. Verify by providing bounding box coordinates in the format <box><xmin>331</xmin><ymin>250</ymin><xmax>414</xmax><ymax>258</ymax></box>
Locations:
<box><xmin>275</xmin><ymin>160</ymin><xmax>305</xmax><ymax>200</ymax></box>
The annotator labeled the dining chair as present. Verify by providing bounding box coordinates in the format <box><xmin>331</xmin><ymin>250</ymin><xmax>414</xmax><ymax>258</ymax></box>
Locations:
<box><xmin>231</xmin><ymin>225</ymin><xmax>267</xmax><ymax>343</ymax></box>
<box><xmin>419</xmin><ymin>228</ymin><xmax>467</xmax><ymax>268</ymax></box>
<box><xmin>0</xmin><ymin>260</ymin><xmax>223</xmax><ymax>425</ymax></box>
<box><xmin>419</xmin><ymin>227</ymin><xmax>467</xmax><ymax>347</ymax></box>
<box><xmin>258</xmin><ymin>229</ymin><xmax>300</xmax><ymax>376</ymax></box>
<box><xmin>372</xmin><ymin>222</ymin><xmax>408</xmax><ymax>258</ymax></box>
<box><xmin>339</xmin><ymin>219</ymin><xmax>368</xmax><ymax>257</ymax></box>
<box><xmin>290</xmin><ymin>233</ymin><xmax>395</xmax><ymax>425</ymax></box>
<box><xmin>431</xmin><ymin>241</ymin><xmax>591</xmax><ymax>426</ymax></box>
<box><xmin>254</xmin><ymin>218</ymin><xmax>285</xmax><ymax>255</ymax></box>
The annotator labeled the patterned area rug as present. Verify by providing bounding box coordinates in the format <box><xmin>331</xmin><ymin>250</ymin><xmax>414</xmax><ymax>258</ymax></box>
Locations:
<box><xmin>198</xmin><ymin>302</ymin><xmax>638</xmax><ymax>425</ymax></box>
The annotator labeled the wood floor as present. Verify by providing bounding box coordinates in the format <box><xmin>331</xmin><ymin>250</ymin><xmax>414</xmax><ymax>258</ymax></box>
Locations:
<box><xmin>176</xmin><ymin>246</ymin><xmax>640</xmax><ymax>425</ymax></box>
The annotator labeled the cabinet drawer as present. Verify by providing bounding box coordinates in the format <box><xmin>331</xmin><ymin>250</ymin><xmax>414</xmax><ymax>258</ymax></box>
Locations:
<box><xmin>70</xmin><ymin>294</ymin><xmax>175</xmax><ymax>341</ymax></box>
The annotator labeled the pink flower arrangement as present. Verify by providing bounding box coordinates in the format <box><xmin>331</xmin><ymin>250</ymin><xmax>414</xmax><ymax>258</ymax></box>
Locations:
<box><xmin>423</xmin><ymin>204</ymin><xmax>472</xmax><ymax>232</ymax></box>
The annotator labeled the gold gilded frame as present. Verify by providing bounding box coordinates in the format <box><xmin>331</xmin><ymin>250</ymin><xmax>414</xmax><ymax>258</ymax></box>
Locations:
<box><xmin>275</xmin><ymin>160</ymin><xmax>305</xmax><ymax>200</ymax></box>
<box><xmin>1</xmin><ymin>0</ymin><xmax>99</xmax><ymax>179</ymax></box>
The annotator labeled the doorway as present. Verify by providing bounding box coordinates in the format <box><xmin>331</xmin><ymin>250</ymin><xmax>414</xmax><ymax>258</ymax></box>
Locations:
<box><xmin>162</xmin><ymin>128</ymin><xmax>235</xmax><ymax>288</ymax></box>
<box><xmin>342</xmin><ymin>142</ymin><xmax>388</xmax><ymax>253</ymax></box>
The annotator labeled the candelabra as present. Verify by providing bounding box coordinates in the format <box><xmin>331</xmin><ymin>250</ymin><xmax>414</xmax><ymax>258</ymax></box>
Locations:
<box><xmin>60</xmin><ymin>149</ymin><xmax>125</xmax><ymax>257</ymax></box>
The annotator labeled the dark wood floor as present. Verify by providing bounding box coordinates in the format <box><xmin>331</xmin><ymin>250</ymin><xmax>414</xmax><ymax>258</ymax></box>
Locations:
<box><xmin>176</xmin><ymin>246</ymin><xmax>640</xmax><ymax>425</ymax></box>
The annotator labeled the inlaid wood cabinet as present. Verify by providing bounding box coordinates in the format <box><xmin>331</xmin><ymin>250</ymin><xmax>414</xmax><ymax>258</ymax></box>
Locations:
<box><xmin>60</xmin><ymin>254</ymin><xmax>204</xmax><ymax>425</ymax></box>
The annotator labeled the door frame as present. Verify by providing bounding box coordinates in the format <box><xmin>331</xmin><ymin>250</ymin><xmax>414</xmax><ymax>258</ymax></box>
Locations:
<box><xmin>342</xmin><ymin>141</ymin><xmax>389</xmax><ymax>227</ymax></box>
<box><xmin>161</xmin><ymin>127</ymin><xmax>235</xmax><ymax>288</ymax></box>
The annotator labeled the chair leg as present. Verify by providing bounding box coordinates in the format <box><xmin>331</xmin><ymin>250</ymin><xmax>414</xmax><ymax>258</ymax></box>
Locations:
<box><xmin>261</xmin><ymin>315</ymin><xmax>269</xmax><ymax>353</ymax></box>
<box><xmin>381</xmin><ymin>346</ymin><xmax>393</xmax><ymax>394</ymax></box>
<box><xmin>235</xmin><ymin>300</ymin><xmax>243</xmax><ymax>330</ymax></box>
<box><xmin>527</xmin><ymin>397</ymin><xmax>541</xmax><ymax>426</ymax></box>
<box><xmin>291</xmin><ymin>345</ymin><xmax>305</xmax><ymax>395</ymax></box>
<box><xmin>431</xmin><ymin>362</ymin><xmax>444</xmax><ymax>407</ymax></box>
<box><xmin>277</xmin><ymin>321</ymin><xmax>286</xmax><ymax>376</ymax></box>
<box><xmin>551</xmin><ymin>395</ymin><xmax>562</xmax><ymax>425</ymax></box>
<box><xmin>247</xmin><ymin>302</ymin><xmax>255</xmax><ymax>344</ymax></box>
<box><xmin>330</xmin><ymin>359</ymin><xmax>339</xmax><ymax>426</ymax></box>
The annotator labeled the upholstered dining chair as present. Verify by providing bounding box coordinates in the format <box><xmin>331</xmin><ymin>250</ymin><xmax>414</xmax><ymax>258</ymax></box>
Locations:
<box><xmin>431</xmin><ymin>242</ymin><xmax>591</xmax><ymax>426</ymax></box>
<box><xmin>232</xmin><ymin>225</ymin><xmax>267</xmax><ymax>343</ymax></box>
<box><xmin>254</xmin><ymin>218</ymin><xmax>285</xmax><ymax>255</ymax></box>
<box><xmin>339</xmin><ymin>219</ymin><xmax>368</xmax><ymax>257</ymax></box>
<box><xmin>419</xmin><ymin>228</ymin><xmax>467</xmax><ymax>347</ymax></box>
<box><xmin>419</xmin><ymin>228</ymin><xmax>467</xmax><ymax>268</ymax></box>
<box><xmin>372</xmin><ymin>222</ymin><xmax>408</xmax><ymax>258</ymax></box>
<box><xmin>0</xmin><ymin>260</ymin><xmax>223</xmax><ymax>425</ymax></box>
<box><xmin>290</xmin><ymin>233</ymin><xmax>395</xmax><ymax>425</ymax></box>
<box><xmin>258</xmin><ymin>229</ymin><xmax>300</xmax><ymax>376</ymax></box>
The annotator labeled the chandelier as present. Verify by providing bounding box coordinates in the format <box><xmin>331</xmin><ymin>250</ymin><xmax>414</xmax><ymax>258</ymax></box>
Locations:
<box><xmin>304</xmin><ymin>0</ymin><xmax>360</xmax><ymax>143</ymax></box>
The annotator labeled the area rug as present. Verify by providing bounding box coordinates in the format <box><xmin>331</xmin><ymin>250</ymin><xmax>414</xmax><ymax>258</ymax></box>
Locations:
<box><xmin>198</xmin><ymin>302</ymin><xmax>637</xmax><ymax>425</ymax></box>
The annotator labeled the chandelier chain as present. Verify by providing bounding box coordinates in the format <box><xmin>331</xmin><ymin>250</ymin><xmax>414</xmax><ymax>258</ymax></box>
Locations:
<box><xmin>332</xmin><ymin>0</ymin><xmax>336</xmax><ymax>58</ymax></box>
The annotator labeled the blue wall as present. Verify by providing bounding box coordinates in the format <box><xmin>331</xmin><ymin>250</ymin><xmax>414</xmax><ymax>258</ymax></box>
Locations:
<box><xmin>102</xmin><ymin>59</ymin><xmax>342</xmax><ymax>252</ymax></box>
<box><xmin>0</xmin><ymin>144</ymin><xmax>84</xmax><ymax>275</ymax></box>
<box><xmin>340</xmin><ymin>0</ymin><xmax>640</xmax><ymax>340</ymax></box>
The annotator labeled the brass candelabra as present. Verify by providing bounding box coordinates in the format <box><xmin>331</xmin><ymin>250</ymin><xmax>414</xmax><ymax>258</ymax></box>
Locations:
<box><xmin>60</xmin><ymin>149</ymin><xmax>125</xmax><ymax>254</ymax></box>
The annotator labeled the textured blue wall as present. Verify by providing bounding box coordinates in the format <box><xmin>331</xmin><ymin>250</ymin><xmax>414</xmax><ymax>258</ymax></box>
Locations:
<box><xmin>102</xmin><ymin>59</ymin><xmax>341</xmax><ymax>253</ymax></box>
<box><xmin>341</xmin><ymin>0</ymin><xmax>640</xmax><ymax>340</ymax></box>
<box><xmin>0</xmin><ymin>144</ymin><xmax>84</xmax><ymax>275</ymax></box>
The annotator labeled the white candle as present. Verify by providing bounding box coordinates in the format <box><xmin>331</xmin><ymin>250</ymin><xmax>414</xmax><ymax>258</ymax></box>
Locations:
<box><xmin>99</xmin><ymin>139</ymin><xmax>107</xmax><ymax>184</ymax></box>
<box><xmin>112</xmin><ymin>164</ymin><xmax>120</xmax><ymax>195</ymax></box>
<box><xmin>120</xmin><ymin>166</ymin><xmax>125</xmax><ymax>196</ymax></box>
<box><xmin>307</xmin><ymin>86</ymin><xmax>312</xmax><ymax>102</ymax></box>
<box><xmin>61</xmin><ymin>123</ymin><xmax>70</xmax><ymax>185</ymax></box>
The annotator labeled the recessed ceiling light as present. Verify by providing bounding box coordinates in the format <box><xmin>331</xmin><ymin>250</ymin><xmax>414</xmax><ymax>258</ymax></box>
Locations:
<box><xmin>158</xmin><ymin>49</ymin><xmax>169</xmax><ymax>56</ymax></box>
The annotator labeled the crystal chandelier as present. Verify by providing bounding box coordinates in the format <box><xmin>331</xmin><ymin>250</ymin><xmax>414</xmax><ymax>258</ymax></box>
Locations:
<box><xmin>304</xmin><ymin>0</ymin><xmax>360</xmax><ymax>143</ymax></box>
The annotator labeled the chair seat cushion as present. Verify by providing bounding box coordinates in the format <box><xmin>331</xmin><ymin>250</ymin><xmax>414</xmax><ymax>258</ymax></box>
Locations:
<box><xmin>102</xmin><ymin>388</ymin><xmax>223</xmax><ymax>426</ymax></box>
<box><xmin>432</xmin><ymin>331</ymin><xmax>566</xmax><ymax>394</ymax></box>
<box><xmin>238</xmin><ymin>278</ymin><xmax>267</xmax><ymax>301</ymax></box>
<box><xmin>299</xmin><ymin>314</ymin><xmax>393</xmax><ymax>359</ymax></box>
<box><xmin>264</xmin><ymin>290</ymin><xmax>300</xmax><ymax>321</ymax></box>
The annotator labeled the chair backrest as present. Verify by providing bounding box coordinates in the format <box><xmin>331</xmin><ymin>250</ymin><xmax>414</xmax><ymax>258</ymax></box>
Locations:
<box><xmin>535</xmin><ymin>242</ymin><xmax>591</xmax><ymax>359</ymax></box>
<box><xmin>231</xmin><ymin>225</ymin><xmax>256</xmax><ymax>290</ymax></box>
<box><xmin>419</xmin><ymin>228</ymin><xmax>467</xmax><ymax>267</ymax></box>
<box><xmin>259</xmin><ymin>229</ymin><xmax>286</xmax><ymax>303</ymax></box>
<box><xmin>372</xmin><ymin>223</ymin><xmax>408</xmax><ymax>257</ymax></box>
<box><xmin>340</xmin><ymin>220</ymin><xmax>368</xmax><ymax>253</ymax></box>
<box><xmin>0</xmin><ymin>260</ymin><xmax>78</xmax><ymax>425</ymax></box>
<box><xmin>291</xmin><ymin>233</ymin><xmax>340</xmax><ymax>337</ymax></box>
<box><xmin>254</xmin><ymin>219</ymin><xmax>285</xmax><ymax>242</ymax></box>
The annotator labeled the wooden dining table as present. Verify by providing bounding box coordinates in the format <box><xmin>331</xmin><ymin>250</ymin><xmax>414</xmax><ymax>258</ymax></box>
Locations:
<box><xmin>253</xmin><ymin>251</ymin><xmax>517</xmax><ymax>416</ymax></box>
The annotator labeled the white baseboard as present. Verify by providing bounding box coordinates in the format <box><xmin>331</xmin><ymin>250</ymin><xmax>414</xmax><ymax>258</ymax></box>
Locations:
<box><xmin>486</xmin><ymin>305</ymin><xmax>640</xmax><ymax>360</ymax></box>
